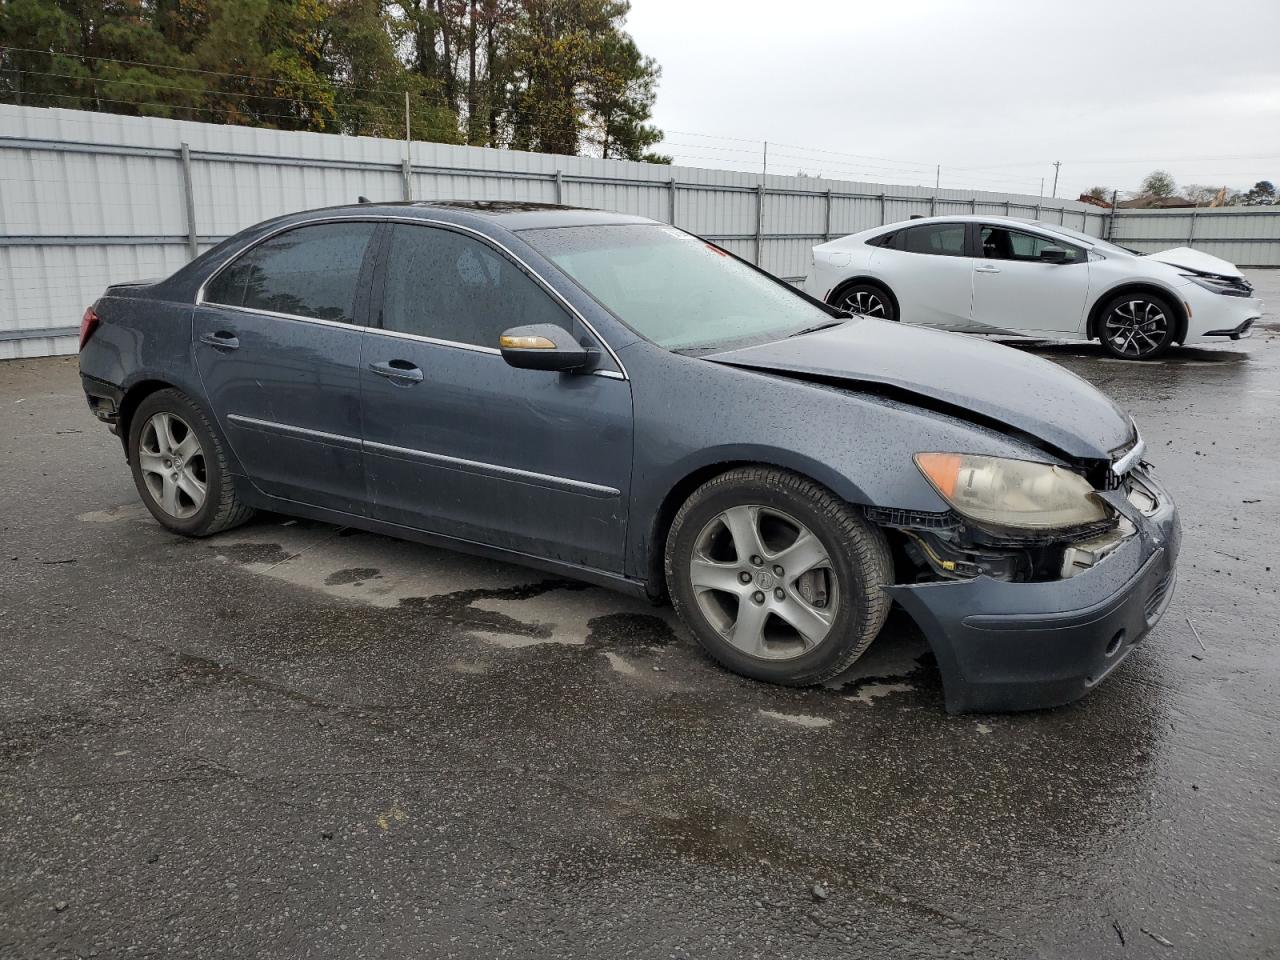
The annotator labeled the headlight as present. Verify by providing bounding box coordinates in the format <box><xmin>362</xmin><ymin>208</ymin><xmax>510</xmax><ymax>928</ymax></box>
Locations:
<box><xmin>1179</xmin><ymin>272</ymin><xmax>1252</xmax><ymax>297</ymax></box>
<box><xmin>914</xmin><ymin>453</ymin><xmax>1108</xmax><ymax>530</ymax></box>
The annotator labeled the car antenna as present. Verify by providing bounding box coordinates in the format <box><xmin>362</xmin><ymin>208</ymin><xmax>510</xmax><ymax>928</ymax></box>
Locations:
<box><xmin>357</xmin><ymin>195</ymin><xmax>371</xmax><ymax>204</ymax></box>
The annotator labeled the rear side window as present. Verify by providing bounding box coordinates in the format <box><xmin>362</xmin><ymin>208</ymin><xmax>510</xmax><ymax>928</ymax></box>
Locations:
<box><xmin>866</xmin><ymin>231</ymin><xmax>898</xmax><ymax>248</ymax></box>
<box><xmin>900</xmin><ymin>223</ymin><xmax>967</xmax><ymax>257</ymax></box>
<box><xmin>205</xmin><ymin>222</ymin><xmax>376</xmax><ymax>323</ymax></box>
<box><xmin>380</xmin><ymin>224</ymin><xmax>570</xmax><ymax>348</ymax></box>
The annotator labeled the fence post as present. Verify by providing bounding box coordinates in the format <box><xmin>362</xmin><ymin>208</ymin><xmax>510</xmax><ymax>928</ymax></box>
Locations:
<box><xmin>554</xmin><ymin>170</ymin><xmax>564</xmax><ymax>205</ymax></box>
<box><xmin>668</xmin><ymin>178</ymin><xmax>677</xmax><ymax>225</ymax></box>
<box><xmin>754</xmin><ymin>183</ymin><xmax>765</xmax><ymax>265</ymax></box>
<box><xmin>179</xmin><ymin>142</ymin><xmax>198</xmax><ymax>260</ymax></box>
<box><xmin>879</xmin><ymin>193</ymin><xmax>886</xmax><ymax>225</ymax></box>
<box><xmin>1004</xmin><ymin>200</ymin><xmax>1011</xmax><ymax>217</ymax></box>
<box><xmin>1188</xmin><ymin>208</ymin><xmax>1198</xmax><ymax>249</ymax></box>
<box><xmin>930</xmin><ymin>195</ymin><xmax>937</xmax><ymax>217</ymax></box>
<box><xmin>401</xmin><ymin>157</ymin><xmax>412</xmax><ymax>201</ymax></box>
<box><xmin>970</xmin><ymin>197</ymin><xmax>977</xmax><ymax>214</ymax></box>
<box><xmin>824</xmin><ymin>189</ymin><xmax>832</xmax><ymax>241</ymax></box>
<box><xmin>1108</xmin><ymin>190</ymin><xmax>1118</xmax><ymax>241</ymax></box>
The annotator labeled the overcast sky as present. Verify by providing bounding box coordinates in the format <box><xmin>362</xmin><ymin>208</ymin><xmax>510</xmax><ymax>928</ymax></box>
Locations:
<box><xmin>625</xmin><ymin>0</ymin><xmax>1280</xmax><ymax>201</ymax></box>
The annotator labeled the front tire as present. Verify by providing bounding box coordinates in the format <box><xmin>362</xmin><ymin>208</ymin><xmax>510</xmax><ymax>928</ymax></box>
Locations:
<box><xmin>128</xmin><ymin>389</ymin><xmax>254</xmax><ymax>537</ymax></box>
<box><xmin>1098</xmin><ymin>292</ymin><xmax>1177</xmax><ymax>360</ymax></box>
<box><xmin>830</xmin><ymin>281</ymin><xmax>896</xmax><ymax>322</ymax></box>
<box><xmin>664</xmin><ymin>466</ymin><xmax>893</xmax><ymax>686</ymax></box>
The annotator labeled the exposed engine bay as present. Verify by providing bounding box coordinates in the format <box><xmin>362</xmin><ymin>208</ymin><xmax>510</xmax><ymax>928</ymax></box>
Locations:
<box><xmin>871</xmin><ymin>468</ymin><xmax>1164</xmax><ymax>585</ymax></box>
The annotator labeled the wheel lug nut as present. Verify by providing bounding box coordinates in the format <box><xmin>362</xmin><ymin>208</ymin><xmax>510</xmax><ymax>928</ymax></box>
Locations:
<box><xmin>774</xmin><ymin>588</ymin><xmax>784</xmax><ymax>600</ymax></box>
<box><xmin>752</xmin><ymin>591</ymin><xmax>765</xmax><ymax>604</ymax></box>
<box><xmin>750</xmin><ymin>555</ymin><xmax>763</xmax><ymax>566</ymax></box>
<box><xmin>773</xmin><ymin>565</ymin><xmax>784</xmax><ymax>577</ymax></box>
<box><xmin>739</xmin><ymin>571</ymin><xmax>752</xmax><ymax>584</ymax></box>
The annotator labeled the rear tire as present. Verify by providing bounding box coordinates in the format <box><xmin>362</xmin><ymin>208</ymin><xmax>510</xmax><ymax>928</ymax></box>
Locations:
<box><xmin>128</xmin><ymin>389</ymin><xmax>254</xmax><ymax>537</ymax></box>
<box><xmin>829</xmin><ymin>281</ymin><xmax>896</xmax><ymax>322</ymax></box>
<box><xmin>664</xmin><ymin>466</ymin><xmax>893</xmax><ymax>686</ymax></box>
<box><xmin>1097</xmin><ymin>292</ymin><xmax>1177</xmax><ymax>360</ymax></box>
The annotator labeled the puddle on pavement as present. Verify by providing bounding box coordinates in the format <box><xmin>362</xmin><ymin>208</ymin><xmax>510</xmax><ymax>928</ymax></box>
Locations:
<box><xmin>105</xmin><ymin>514</ymin><xmax>939</xmax><ymax>710</ymax></box>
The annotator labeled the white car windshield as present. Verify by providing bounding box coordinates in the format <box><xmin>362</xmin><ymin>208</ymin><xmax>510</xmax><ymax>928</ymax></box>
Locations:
<box><xmin>521</xmin><ymin>224</ymin><xmax>836</xmax><ymax>351</ymax></box>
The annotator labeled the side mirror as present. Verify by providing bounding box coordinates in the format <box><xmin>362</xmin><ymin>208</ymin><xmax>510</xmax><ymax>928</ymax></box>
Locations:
<box><xmin>1038</xmin><ymin>246</ymin><xmax>1070</xmax><ymax>264</ymax></box>
<box><xmin>499</xmin><ymin>323</ymin><xmax>591</xmax><ymax>372</ymax></box>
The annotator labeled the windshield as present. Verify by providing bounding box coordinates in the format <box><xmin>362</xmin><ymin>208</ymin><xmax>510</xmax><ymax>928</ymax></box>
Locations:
<box><xmin>520</xmin><ymin>224</ymin><xmax>835</xmax><ymax>351</ymax></box>
<box><xmin>1037</xmin><ymin>222</ymin><xmax>1139</xmax><ymax>256</ymax></box>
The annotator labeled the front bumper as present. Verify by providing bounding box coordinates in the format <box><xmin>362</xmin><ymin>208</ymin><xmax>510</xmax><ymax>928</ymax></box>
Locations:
<box><xmin>1183</xmin><ymin>289</ymin><xmax>1263</xmax><ymax>342</ymax></box>
<box><xmin>887</xmin><ymin>471</ymin><xmax>1180</xmax><ymax>713</ymax></box>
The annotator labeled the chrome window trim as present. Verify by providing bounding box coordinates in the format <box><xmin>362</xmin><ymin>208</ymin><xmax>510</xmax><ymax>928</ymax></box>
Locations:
<box><xmin>195</xmin><ymin>213</ymin><xmax>629</xmax><ymax>380</ymax></box>
<box><xmin>200</xmin><ymin>303</ymin><xmax>363</xmax><ymax>332</ymax></box>
<box><xmin>364</xmin><ymin>439</ymin><xmax>621</xmax><ymax>499</ymax></box>
<box><xmin>364</xmin><ymin>326</ymin><xmax>501</xmax><ymax>356</ymax></box>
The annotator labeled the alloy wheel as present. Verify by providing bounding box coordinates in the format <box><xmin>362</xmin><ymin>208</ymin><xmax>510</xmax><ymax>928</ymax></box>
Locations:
<box><xmin>1104</xmin><ymin>299</ymin><xmax>1169</xmax><ymax>358</ymax></box>
<box><xmin>688</xmin><ymin>504</ymin><xmax>840</xmax><ymax>660</ymax></box>
<box><xmin>837</xmin><ymin>288</ymin><xmax>888</xmax><ymax>319</ymax></box>
<box><xmin>138</xmin><ymin>412</ymin><xmax>207</xmax><ymax>519</ymax></box>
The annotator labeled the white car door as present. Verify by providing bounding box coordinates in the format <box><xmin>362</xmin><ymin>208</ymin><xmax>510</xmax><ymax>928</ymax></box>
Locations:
<box><xmin>870</xmin><ymin>222</ymin><xmax>975</xmax><ymax>329</ymax></box>
<box><xmin>970</xmin><ymin>225</ymin><xmax>1091</xmax><ymax>335</ymax></box>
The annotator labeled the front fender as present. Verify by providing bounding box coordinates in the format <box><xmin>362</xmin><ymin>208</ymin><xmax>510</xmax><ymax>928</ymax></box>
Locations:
<box><xmin>621</xmin><ymin>342</ymin><xmax>1057</xmax><ymax>583</ymax></box>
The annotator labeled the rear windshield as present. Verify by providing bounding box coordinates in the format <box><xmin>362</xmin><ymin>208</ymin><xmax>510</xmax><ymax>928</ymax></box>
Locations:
<box><xmin>520</xmin><ymin>224</ymin><xmax>832</xmax><ymax>351</ymax></box>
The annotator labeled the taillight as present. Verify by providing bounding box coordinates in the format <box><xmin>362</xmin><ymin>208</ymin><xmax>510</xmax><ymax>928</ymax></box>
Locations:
<box><xmin>79</xmin><ymin>305</ymin><xmax>100</xmax><ymax>350</ymax></box>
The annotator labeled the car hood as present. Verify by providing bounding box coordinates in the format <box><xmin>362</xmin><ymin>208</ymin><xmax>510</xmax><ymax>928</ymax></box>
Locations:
<box><xmin>703</xmin><ymin>319</ymin><xmax>1135</xmax><ymax>461</ymax></box>
<box><xmin>1144</xmin><ymin>246</ymin><xmax>1244</xmax><ymax>278</ymax></box>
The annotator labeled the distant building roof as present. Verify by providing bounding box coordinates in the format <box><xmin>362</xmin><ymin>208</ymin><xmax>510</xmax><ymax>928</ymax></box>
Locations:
<box><xmin>1116</xmin><ymin>194</ymin><xmax>1195</xmax><ymax>209</ymax></box>
<box><xmin>1077</xmin><ymin>193</ymin><xmax>1113</xmax><ymax>209</ymax></box>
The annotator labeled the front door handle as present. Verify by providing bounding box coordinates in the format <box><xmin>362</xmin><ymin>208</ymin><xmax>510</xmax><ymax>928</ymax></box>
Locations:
<box><xmin>199</xmin><ymin>330</ymin><xmax>240</xmax><ymax>350</ymax></box>
<box><xmin>975</xmin><ymin>264</ymin><xmax>1002</xmax><ymax>274</ymax></box>
<box><xmin>369</xmin><ymin>359</ymin><xmax>424</xmax><ymax>384</ymax></box>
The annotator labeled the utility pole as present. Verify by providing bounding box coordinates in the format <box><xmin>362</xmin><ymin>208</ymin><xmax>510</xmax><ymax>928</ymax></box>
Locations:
<box><xmin>762</xmin><ymin>141</ymin><xmax>768</xmax><ymax>179</ymax></box>
<box><xmin>1040</xmin><ymin>178</ymin><xmax>1044</xmax><ymax>198</ymax></box>
<box><xmin>1051</xmin><ymin>160</ymin><xmax>1061</xmax><ymax>199</ymax></box>
<box><xmin>935</xmin><ymin>164</ymin><xmax>941</xmax><ymax>189</ymax></box>
<box><xmin>403</xmin><ymin>90</ymin><xmax>412</xmax><ymax>202</ymax></box>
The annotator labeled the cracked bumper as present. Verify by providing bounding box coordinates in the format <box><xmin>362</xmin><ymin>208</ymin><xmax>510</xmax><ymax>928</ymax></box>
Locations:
<box><xmin>886</xmin><ymin>473</ymin><xmax>1180</xmax><ymax>714</ymax></box>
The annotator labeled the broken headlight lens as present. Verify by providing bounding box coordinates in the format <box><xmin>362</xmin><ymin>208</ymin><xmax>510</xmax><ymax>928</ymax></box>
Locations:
<box><xmin>914</xmin><ymin>453</ymin><xmax>1108</xmax><ymax>531</ymax></box>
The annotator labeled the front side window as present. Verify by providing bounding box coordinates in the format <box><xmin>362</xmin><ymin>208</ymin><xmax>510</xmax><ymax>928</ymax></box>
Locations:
<box><xmin>521</xmin><ymin>224</ymin><xmax>834</xmax><ymax>352</ymax></box>
<box><xmin>205</xmin><ymin>221</ymin><xmax>376</xmax><ymax>323</ymax></box>
<box><xmin>380</xmin><ymin>224</ymin><xmax>570</xmax><ymax>348</ymax></box>
<box><xmin>981</xmin><ymin>227</ymin><xmax>1085</xmax><ymax>264</ymax></box>
<box><xmin>900</xmin><ymin>223</ymin><xmax>967</xmax><ymax>257</ymax></box>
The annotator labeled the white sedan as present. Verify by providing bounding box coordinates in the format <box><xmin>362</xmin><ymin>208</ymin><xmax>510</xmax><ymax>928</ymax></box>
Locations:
<box><xmin>802</xmin><ymin>215</ymin><xmax>1263</xmax><ymax>360</ymax></box>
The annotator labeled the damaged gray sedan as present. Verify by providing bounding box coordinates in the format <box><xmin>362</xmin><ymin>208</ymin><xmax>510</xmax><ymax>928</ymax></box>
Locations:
<box><xmin>78</xmin><ymin>202</ymin><xmax>1179</xmax><ymax>713</ymax></box>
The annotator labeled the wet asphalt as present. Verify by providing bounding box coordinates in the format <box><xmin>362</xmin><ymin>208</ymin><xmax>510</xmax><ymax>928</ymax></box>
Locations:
<box><xmin>2</xmin><ymin>275</ymin><xmax>1278</xmax><ymax>959</ymax></box>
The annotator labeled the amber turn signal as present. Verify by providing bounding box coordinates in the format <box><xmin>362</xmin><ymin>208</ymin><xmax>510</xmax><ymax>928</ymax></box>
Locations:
<box><xmin>499</xmin><ymin>334</ymin><xmax>557</xmax><ymax>349</ymax></box>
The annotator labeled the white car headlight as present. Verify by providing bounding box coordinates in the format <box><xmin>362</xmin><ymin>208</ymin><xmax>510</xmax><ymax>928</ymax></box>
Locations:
<box><xmin>914</xmin><ymin>453</ymin><xmax>1108</xmax><ymax>531</ymax></box>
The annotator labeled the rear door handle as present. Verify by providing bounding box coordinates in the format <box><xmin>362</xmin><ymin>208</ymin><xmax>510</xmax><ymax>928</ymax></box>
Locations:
<box><xmin>975</xmin><ymin>264</ymin><xmax>1001</xmax><ymax>274</ymax></box>
<box><xmin>199</xmin><ymin>331</ymin><xmax>240</xmax><ymax>350</ymax></box>
<box><xmin>369</xmin><ymin>359</ymin><xmax>424</xmax><ymax>384</ymax></box>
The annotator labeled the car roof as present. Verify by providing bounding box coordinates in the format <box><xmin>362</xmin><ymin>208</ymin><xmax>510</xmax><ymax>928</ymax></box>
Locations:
<box><xmin>869</xmin><ymin>214</ymin><xmax>1094</xmax><ymax>236</ymax></box>
<box><xmin>278</xmin><ymin>200</ymin><xmax>660</xmax><ymax>232</ymax></box>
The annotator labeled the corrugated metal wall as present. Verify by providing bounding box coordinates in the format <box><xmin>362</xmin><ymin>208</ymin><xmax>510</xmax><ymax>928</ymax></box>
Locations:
<box><xmin>1109</xmin><ymin>206</ymin><xmax>1280</xmax><ymax>268</ymax></box>
<box><xmin>2</xmin><ymin>104</ymin><xmax>1113</xmax><ymax>359</ymax></box>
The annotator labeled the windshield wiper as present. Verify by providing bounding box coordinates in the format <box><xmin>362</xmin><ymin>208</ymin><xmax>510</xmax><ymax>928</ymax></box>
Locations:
<box><xmin>788</xmin><ymin>319</ymin><xmax>846</xmax><ymax>338</ymax></box>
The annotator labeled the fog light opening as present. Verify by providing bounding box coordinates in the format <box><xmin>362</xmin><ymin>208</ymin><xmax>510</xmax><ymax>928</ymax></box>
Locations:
<box><xmin>1105</xmin><ymin>629</ymin><xmax>1126</xmax><ymax>658</ymax></box>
